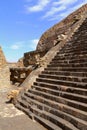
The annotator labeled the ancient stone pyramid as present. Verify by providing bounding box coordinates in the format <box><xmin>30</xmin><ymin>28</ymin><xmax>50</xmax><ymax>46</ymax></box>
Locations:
<box><xmin>15</xmin><ymin>17</ymin><xmax>87</xmax><ymax>130</ymax></box>
<box><xmin>11</xmin><ymin>4</ymin><xmax>87</xmax><ymax>130</ymax></box>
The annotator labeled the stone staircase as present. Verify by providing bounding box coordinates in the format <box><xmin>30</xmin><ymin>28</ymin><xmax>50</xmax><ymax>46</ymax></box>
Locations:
<box><xmin>15</xmin><ymin>17</ymin><xmax>87</xmax><ymax>130</ymax></box>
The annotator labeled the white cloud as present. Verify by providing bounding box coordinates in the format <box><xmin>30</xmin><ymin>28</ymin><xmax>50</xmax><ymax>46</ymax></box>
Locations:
<box><xmin>24</xmin><ymin>0</ymin><xmax>87</xmax><ymax>21</ymax></box>
<box><xmin>10</xmin><ymin>41</ymin><xmax>24</xmax><ymax>50</ymax></box>
<box><xmin>10</xmin><ymin>39</ymin><xmax>39</xmax><ymax>51</ymax></box>
<box><xmin>42</xmin><ymin>0</ymin><xmax>87</xmax><ymax>21</ymax></box>
<box><xmin>11</xmin><ymin>45</ymin><xmax>19</xmax><ymax>50</ymax></box>
<box><xmin>28</xmin><ymin>39</ymin><xmax>39</xmax><ymax>50</ymax></box>
<box><xmin>53</xmin><ymin>0</ymin><xmax>78</xmax><ymax>6</ymax></box>
<box><xmin>71</xmin><ymin>2</ymin><xmax>87</xmax><ymax>11</ymax></box>
<box><xmin>31</xmin><ymin>39</ymin><xmax>39</xmax><ymax>45</ymax></box>
<box><xmin>42</xmin><ymin>6</ymin><xmax>66</xmax><ymax>19</ymax></box>
<box><xmin>59</xmin><ymin>2</ymin><xmax>87</xmax><ymax>19</ymax></box>
<box><xmin>25</xmin><ymin>0</ymin><xmax>50</xmax><ymax>12</ymax></box>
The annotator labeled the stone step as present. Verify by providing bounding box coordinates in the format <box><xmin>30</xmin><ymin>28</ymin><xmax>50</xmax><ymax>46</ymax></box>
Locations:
<box><xmin>15</xmin><ymin>103</ymin><xmax>30</xmax><ymax>116</ymax></box>
<box><xmin>17</xmin><ymin>94</ymin><xmax>86</xmax><ymax>130</ymax></box>
<box><xmin>61</xmin><ymin>46</ymin><xmax>87</xmax><ymax>53</ymax></box>
<box><xmin>67</xmin><ymin>39</ymin><xmax>87</xmax><ymax>46</ymax></box>
<box><xmin>36</xmin><ymin>77</ymin><xmax>87</xmax><ymax>90</ymax></box>
<box><xmin>57</xmin><ymin>50</ymin><xmax>87</xmax><ymax>56</ymax></box>
<box><xmin>22</xmin><ymin>91</ymin><xmax>87</xmax><ymax>122</ymax></box>
<box><xmin>19</xmin><ymin>97</ymin><xmax>77</xmax><ymax>130</ymax></box>
<box><xmin>16</xmin><ymin>103</ymin><xmax>63</xmax><ymax>130</ymax></box>
<box><xmin>56</xmin><ymin>51</ymin><xmax>87</xmax><ymax>58</ymax></box>
<box><xmin>51</xmin><ymin>58</ymin><xmax>87</xmax><ymax>64</ymax></box>
<box><xmin>22</xmin><ymin>94</ymin><xmax>87</xmax><ymax>127</ymax></box>
<box><xmin>75</xmin><ymin>29</ymin><xmax>87</xmax><ymax>34</ymax></box>
<box><xmin>33</xmin><ymin>82</ymin><xmax>87</xmax><ymax>112</ymax></box>
<box><xmin>79</xmin><ymin>21</ymin><xmax>87</xmax><ymax>26</ymax></box>
<box><xmin>34</xmin><ymin>106</ymin><xmax>87</xmax><ymax>130</ymax></box>
<box><xmin>68</xmin><ymin>31</ymin><xmax>87</xmax><ymax>38</ymax></box>
<box><xmin>65</xmin><ymin>38</ymin><xmax>87</xmax><ymax>45</ymax></box>
<box><xmin>16</xmin><ymin>100</ymin><xmax>70</xmax><ymax>130</ymax></box>
<box><xmin>34</xmin><ymin>115</ymin><xmax>63</xmax><ymax>130</ymax></box>
<box><xmin>75</xmin><ymin>40</ymin><xmax>87</xmax><ymax>45</ymax></box>
<box><xmin>54</xmin><ymin>54</ymin><xmax>87</xmax><ymax>61</ymax></box>
<box><xmin>66</xmin><ymin>36</ymin><xmax>87</xmax><ymax>44</ymax></box>
<box><xmin>34</xmin><ymin>79</ymin><xmax>87</xmax><ymax>95</ymax></box>
<box><xmin>78</xmin><ymin>26</ymin><xmax>87</xmax><ymax>31</ymax></box>
<box><xmin>49</xmin><ymin>62</ymin><xmax>87</xmax><ymax>68</ymax></box>
<box><xmin>30</xmin><ymin>106</ymin><xmax>80</xmax><ymax>130</ymax></box>
<box><xmin>42</xmin><ymin>70</ymin><xmax>87</xmax><ymax>78</ymax></box>
<box><xmin>45</xmin><ymin>67</ymin><xmax>87</xmax><ymax>72</ymax></box>
<box><xmin>69</xmin><ymin>37</ymin><xmax>87</xmax><ymax>42</ymax></box>
<box><xmin>78</xmin><ymin>22</ymin><xmax>87</xmax><ymax>28</ymax></box>
<box><xmin>31</xmin><ymin>84</ymin><xmax>87</xmax><ymax>104</ymax></box>
<box><xmin>39</xmin><ymin>73</ymin><xmax>87</xmax><ymax>84</ymax></box>
<box><xmin>66</xmin><ymin>39</ymin><xmax>87</xmax><ymax>45</ymax></box>
<box><xmin>52</xmin><ymin>57</ymin><xmax>87</xmax><ymax>63</ymax></box>
<box><xmin>59</xmin><ymin>47</ymin><xmax>87</xmax><ymax>53</ymax></box>
<box><xmin>76</xmin><ymin>36</ymin><xmax>87</xmax><ymax>41</ymax></box>
<box><xmin>62</xmin><ymin>43</ymin><xmax>87</xmax><ymax>51</ymax></box>
<box><xmin>79</xmin><ymin>23</ymin><xmax>87</xmax><ymax>28</ymax></box>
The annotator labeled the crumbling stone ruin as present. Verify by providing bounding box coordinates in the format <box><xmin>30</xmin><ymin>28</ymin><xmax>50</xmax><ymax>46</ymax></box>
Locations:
<box><xmin>7</xmin><ymin>89</ymin><xmax>20</xmax><ymax>104</ymax></box>
<box><xmin>10</xmin><ymin>66</ymin><xmax>35</xmax><ymax>86</ymax></box>
<box><xmin>0</xmin><ymin>46</ymin><xmax>6</xmax><ymax>68</ymax></box>
<box><xmin>0</xmin><ymin>47</ymin><xmax>11</xmax><ymax>88</ymax></box>
<box><xmin>5</xmin><ymin>4</ymin><xmax>87</xmax><ymax>130</ymax></box>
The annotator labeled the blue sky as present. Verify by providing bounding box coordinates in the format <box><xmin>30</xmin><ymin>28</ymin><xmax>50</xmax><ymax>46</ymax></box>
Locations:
<box><xmin>0</xmin><ymin>0</ymin><xmax>87</xmax><ymax>62</ymax></box>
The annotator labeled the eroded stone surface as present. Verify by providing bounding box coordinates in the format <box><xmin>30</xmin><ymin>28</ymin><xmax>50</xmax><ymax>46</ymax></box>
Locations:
<box><xmin>0</xmin><ymin>46</ymin><xmax>6</xmax><ymax>68</ymax></box>
<box><xmin>37</xmin><ymin>4</ymin><xmax>87</xmax><ymax>52</ymax></box>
